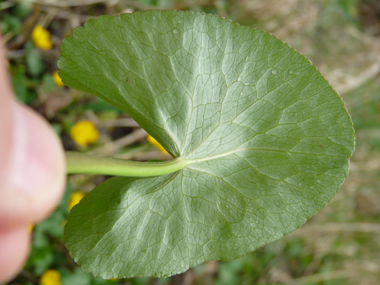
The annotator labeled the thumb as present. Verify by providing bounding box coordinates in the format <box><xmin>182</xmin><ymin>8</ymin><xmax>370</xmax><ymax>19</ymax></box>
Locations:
<box><xmin>0</xmin><ymin>102</ymin><xmax>66</xmax><ymax>226</ymax></box>
<box><xmin>0</xmin><ymin>39</ymin><xmax>65</xmax><ymax>282</ymax></box>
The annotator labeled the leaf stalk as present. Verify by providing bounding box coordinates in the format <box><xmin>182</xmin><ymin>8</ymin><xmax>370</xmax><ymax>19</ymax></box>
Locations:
<box><xmin>65</xmin><ymin>151</ymin><xmax>189</xmax><ymax>177</ymax></box>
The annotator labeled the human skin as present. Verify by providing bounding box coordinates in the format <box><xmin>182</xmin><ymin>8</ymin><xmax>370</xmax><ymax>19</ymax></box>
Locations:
<box><xmin>0</xmin><ymin>37</ymin><xmax>65</xmax><ymax>283</ymax></box>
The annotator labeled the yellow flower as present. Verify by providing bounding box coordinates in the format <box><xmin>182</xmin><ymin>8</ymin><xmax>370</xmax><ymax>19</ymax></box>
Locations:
<box><xmin>39</xmin><ymin>269</ymin><xmax>62</xmax><ymax>285</ymax></box>
<box><xmin>147</xmin><ymin>134</ymin><xmax>168</xmax><ymax>154</ymax></box>
<box><xmin>68</xmin><ymin>191</ymin><xmax>85</xmax><ymax>210</ymax></box>
<box><xmin>52</xmin><ymin>71</ymin><xmax>64</xmax><ymax>87</ymax></box>
<box><xmin>28</xmin><ymin>224</ymin><xmax>34</xmax><ymax>232</ymax></box>
<box><xmin>70</xmin><ymin>120</ymin><xmax>100</xmax><ymax>147</ymax></box>
<box><xmin>31</xmin><ymin>25</ymin><xmax>53</xmax><ymax>50</ymax></box>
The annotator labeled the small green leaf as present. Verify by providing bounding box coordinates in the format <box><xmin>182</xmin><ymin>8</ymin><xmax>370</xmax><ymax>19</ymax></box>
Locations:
<box><xmin>60</xmin><ymin>11</ymin><xmax>354</xmax><ymax>279</ymax></box>
<box><xmin>61</xmin><ymin>267</ymin><xmax>92</xmax><ymax>285</ymax></box>
<box><xmin>1</xmin><ymin>14</ymin><xmax>21</xmax><ymax>34</ymax></box>
<box><xmin>14</xmin><ymin>2</ymin><xmax>33</xmax><ymax>20</ymax></box>
<box><xmin>12</xmin><ymin>67</ymin><xmax>29</xmax><ymax>103</ymax></box>
<box><xmin>26</xmin><ymin>42</ymin><xmax>44</xmax><ymax>77</ymax></box>
<box><xmin>42</xmin><ymin>73</ymin><xmax>57</xmax><ymax>92</ymax></box>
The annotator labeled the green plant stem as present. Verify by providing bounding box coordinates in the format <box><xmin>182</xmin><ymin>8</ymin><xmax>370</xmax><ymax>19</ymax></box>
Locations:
<box><xmin>65</xmin><ymin>151</ymin><xmax>189</xmax><ymax>177</ymax></box>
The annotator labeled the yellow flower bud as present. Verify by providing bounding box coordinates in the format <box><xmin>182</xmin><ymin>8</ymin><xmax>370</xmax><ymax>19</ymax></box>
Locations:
<box><xmin>68</xmin><ymin>191</ymin><xmax>85</xmax><ymax>210</ymax></box>
<box><xmin>39</xmin><ymin>269</ymin><xmax>62</xmax><ymax>285</ymax></box>
<box><xmin>52</xmin><ymin>71</ymin><xmax>64</xmax><ymax>87</ymax></box>
<box><xmin>31</xmin><ymin>25</ymin><xmax>53</xmax><ymax>50</ymax></box>
<box><xmin>70</xmin><ymin>120</ymin><xmax>100</xmax><ymax>147</ymax></box>
<box><xmin>147</xmin><ymin>134</ymin><xmax>168</xmax><ymax>154</ymax></box>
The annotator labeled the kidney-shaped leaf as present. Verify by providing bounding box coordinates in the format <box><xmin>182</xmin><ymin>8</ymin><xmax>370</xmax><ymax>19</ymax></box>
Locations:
<box><xmin>59</xmin><ymin>11</ymin><xmax>354</xmax><ymax>279</ymax></box>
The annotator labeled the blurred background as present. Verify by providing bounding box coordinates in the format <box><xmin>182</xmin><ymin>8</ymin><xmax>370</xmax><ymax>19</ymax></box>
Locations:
<box><xmin>1</xmin><ymin>0</ymin><xmax>380</xmax><ymax>284</ymax></box>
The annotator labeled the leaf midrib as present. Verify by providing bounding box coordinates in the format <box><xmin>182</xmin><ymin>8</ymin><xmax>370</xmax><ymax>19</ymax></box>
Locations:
<box><xmin>185</xmin><ymin>147</ymin><xmax>348</xmax><ymax>166</ymax></box>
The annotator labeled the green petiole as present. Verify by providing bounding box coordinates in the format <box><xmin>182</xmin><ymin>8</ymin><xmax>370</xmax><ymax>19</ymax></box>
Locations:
<box><xmin>65</xmin><ymin>151</ymin><xmax>189</xmax><ymax>177</ymax></box>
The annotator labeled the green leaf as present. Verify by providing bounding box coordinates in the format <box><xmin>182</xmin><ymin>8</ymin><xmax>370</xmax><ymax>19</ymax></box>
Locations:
<box><xmin>81</xmin><ymin>98</ymin><xmax>123</xmax><ymax>113</ymax></box>
<box><xmin>14</xmin><ymin>2</ymin><xmax>33</xmax><ymax>20</ymax></box>
<box><xmin>26</xmin><ymin>42</ymin><xmax>44</xmax><ymax>77</ymax></box>
<box><xmin>1</xmin><ymin>14</ymin><xmax>21</xmax><ymax>34</ymax></box>
<box><xmin>61</xmin><ymin>267</ymin><xmax>92</xmax><ymax>285</ymax></box>
<box><xmin>12</xmin><ymin>66</ymin><xmax>29</xmax><ymax>103</ymax></box>
<box><xmin>59</xmin><ymin>11</ymin><xmax>354</xmax><ymax>279</ymax></box>
<box><xmin>42</xmin><ymin>73</ymin><xmax>57</xmax><ymax>92</ymax></box>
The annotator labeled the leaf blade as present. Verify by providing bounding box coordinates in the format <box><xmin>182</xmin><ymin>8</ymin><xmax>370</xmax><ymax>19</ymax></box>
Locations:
<box><xmin>61</xmin><ymin>10</ymin><xmax>354</xmax><ymax>278</ymax></box>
